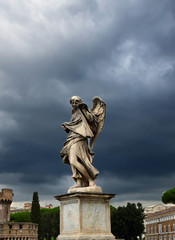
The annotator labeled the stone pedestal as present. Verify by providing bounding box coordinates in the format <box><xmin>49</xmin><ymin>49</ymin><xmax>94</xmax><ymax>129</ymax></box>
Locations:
<box><xmin>55</xmin><ymin>192</ymin><xmax>116</xmax><ymax>240</ymax></box>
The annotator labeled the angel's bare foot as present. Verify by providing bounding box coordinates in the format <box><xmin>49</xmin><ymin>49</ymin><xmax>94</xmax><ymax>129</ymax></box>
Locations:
<box><xmin>89</xmin><ymin>180</ymin><xmax>96</xmax><ymax>187</ymax></box>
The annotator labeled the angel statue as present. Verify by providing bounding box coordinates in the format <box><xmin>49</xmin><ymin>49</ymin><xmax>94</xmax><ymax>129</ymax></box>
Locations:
<box><xmin>60</xmin><ymin>96</ymin><xmax>106</xmax><ymax>193</ymax></box>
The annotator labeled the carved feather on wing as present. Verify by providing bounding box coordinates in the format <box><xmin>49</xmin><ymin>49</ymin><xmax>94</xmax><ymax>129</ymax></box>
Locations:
<box><xmin>90</xmin><ymin>97</ymin><xmax>106</xmax><ymax>151</ymax></box>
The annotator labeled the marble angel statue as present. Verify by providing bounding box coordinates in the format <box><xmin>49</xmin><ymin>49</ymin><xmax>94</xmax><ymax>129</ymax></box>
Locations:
<box><xmin>60</xmin><ymin>96</ymin><xmax>106</xmax><ymax>192</ymax></box>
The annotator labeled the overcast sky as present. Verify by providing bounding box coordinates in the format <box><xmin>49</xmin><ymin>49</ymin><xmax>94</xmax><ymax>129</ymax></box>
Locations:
<box><xmin>0</xmin><ymin>0</ymin><xmax>175</xmax><ymax>208</ymax></box>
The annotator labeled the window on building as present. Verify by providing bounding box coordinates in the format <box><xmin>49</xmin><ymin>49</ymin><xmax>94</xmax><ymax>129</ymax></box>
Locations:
<box><xmin>169</xmin><ymin>225</ymin><xmax>171</xmax><ymax>232</ymax></box>
<box><xmin>163</xmin><ymin>225</ymin><xmax>166</xmax><ymax>232</ymax></box>
<box><xmin>164</xmin><ymin>236</ymin><xmax>167</xmax><ymax>240</ymax></box>
<box><xmin>155</xmin><ymin>236</ymin><xmax>157</xmax><ymax>240</ymax></box>
<box><xmin>151</xmin><ymin>227</ymin><xmax>153</xmax><ymax>234</ymax></box>
<box><xmin>173</xmin><ymin>235</ymin><xmax>175</xmax><ymax>240</ymax></box>
<box><xmin>19</xmin><ymin>225</ymin><xmax>23</xmax><ymax>230</ymax></box>
<box><xmin>159</xmin><ymin>224</ymin><xmax>162</xmax><ymax>233</ymax></box>
<box><xmin>173</xmin><ymin>225</ymin><xmax>175</xmax><ymax>232</ymax></box>
<box><xmin>155</xmin><ymin>226</ymin><xmax>157</xmax><ymax>233</ymax></box>
<box><xmin>9</xmin><ymin>225</ymin><xmax>12</xmax><ymax>229</ymax></box>
<box><xmin>148</xmin><ymin>228</ymin><xmax>150</xmax><ymax>234</ymax></box>
<box><xmin>159</xmin><ymin>236</ymin><xmax>162</xmax><ymax>240</ymax></box>
<box><xmin>169</xmin><ymin>235</ymin><xmax>172</xmax><ymax>240</ymax></box>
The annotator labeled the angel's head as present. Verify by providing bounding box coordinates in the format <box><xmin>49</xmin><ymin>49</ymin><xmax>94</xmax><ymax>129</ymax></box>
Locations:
<box><xmin>70</xmin><ymin>96</ymin><xmax>82</xmax><ymax>109</ymax></box>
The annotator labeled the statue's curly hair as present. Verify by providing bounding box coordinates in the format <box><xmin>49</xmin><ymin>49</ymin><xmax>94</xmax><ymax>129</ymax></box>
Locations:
<box><xmin>69</xmin><ymin>96</ymin><xmax>82</xmax><ymax>104</ymax></box>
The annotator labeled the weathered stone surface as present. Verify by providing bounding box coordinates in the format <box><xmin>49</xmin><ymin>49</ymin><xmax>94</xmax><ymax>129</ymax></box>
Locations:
<box><xmin>81</xmin><ymin>201</ymin><xmax>106</xmax><ymax>229</ymax></box>
<box><xmin>60</xmin><ymin>96</ymin><xmax>106</xmax><ymax>191</ymax></box>
<box><xmin>55</xmin><ymin>192</ymin><xmax>116</xmax><ymax>240</ymax></box>
<box><xmin>62</xmin><ymin>201</ymin><xmax>79</xmax><ymax>231</ymax></box>
<box><xmin>0</xmin><ymin>222</ymin><xmax>38</xmax><ymax>240</ymax></box>
<box><xmin>0</xmin><ymin>189</ymin><xmax>13</xmax><ymax>222</ymax></box>
<box><xmin>56</xmin><ymin>234</ymin><xmax>115</xmax><ymax>239</ymax></box>
<box><xmin>68</xmin><ymin>185</ymin><xmax>102</xmax><ymax>194</ymax></box>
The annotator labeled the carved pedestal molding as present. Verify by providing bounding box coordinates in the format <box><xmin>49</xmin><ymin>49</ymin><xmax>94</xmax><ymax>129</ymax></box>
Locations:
<box><xmin>55</xmin><ymin>192</ymin><xmax>116</xmax><ymax>240</ymax></box>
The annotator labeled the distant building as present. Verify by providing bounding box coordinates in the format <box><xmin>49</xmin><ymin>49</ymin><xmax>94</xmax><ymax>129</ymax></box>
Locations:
<box><xmin>145</xmin><ymin>206</ymin><xmax>175</xmax><ymax>240</ymax></box>
<box><xmin>10</xmin><ymin>207</ymin><xmax>17</xmax><ymax>211</ymax></box>
<box><xmin>145</xmin><ymin>204</ymin><xmax>174</xmax><ymax>215</ymax></box>
<box><xmin>10</xmin><ymin>203</ymin><xmax>54</xmax><ymax>214</ymax></box>
<box><xmin>45</xmin><ymin>204</ymin><xmax>53</xmax><ymax>209</ymax></box>
<box><xmin>0</xmin><ymin>189</ymin><xmax>13</xmax><ymax>222</ymax></box>
<box><xmin>0</xmin><ymin>189</ymin><xmax>38</xmax><ymax>240</ymax></box>
<box><xmin>24</xmin><ymin>203</ymin><xmax>32</xmax><ymax>210</ymax></box>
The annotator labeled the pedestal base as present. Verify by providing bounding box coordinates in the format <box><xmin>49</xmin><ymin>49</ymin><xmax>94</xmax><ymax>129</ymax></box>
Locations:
<box><xmin>68</xmin><ymin>185</ymin><xmax>102</xmax><ymax>194</ymax></box>
<box><xmin>55</xmin><ymin>192</ymin><xmax>116</xmax><ymax>240</ymax></box>
<box><xmin>57</xmin><ymin>233</ymin><xmax>115</xmax><ymax>240</ymax></box>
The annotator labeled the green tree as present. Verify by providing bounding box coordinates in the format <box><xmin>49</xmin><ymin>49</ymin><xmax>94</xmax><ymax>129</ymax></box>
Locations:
<box><xmin>111</xmin><ymin>202</ymin><xmax>145</xmax><ymax>240</ymax></box>
<box><xmin>40</xmin><ymin>207</ymin><xmax>60</xmax><ymax>240</ymax></box>
<box><xmin>31</xmin><ymin>192</ymin><xmax>41</xmax><ymax>224</ymax></box>
<box><xmin>162</xmin><ymin>188</ymin><xmax>175</xmax><ymax>204</ymax></box>
<box><xmin>10</xmin><ymin>211</ymin><xmax>31</xmax><ymax>222</ymax></box>
<box><xmin>30</xmin><ymin>192</ymin><xmax>41</xmax><ymax>238</ymax></box>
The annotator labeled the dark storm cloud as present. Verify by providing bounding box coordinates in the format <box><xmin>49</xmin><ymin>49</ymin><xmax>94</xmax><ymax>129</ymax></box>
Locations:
<box><xmin>0</xmin><ymin>0</ymin><xmax>175</xmax><ymax>204</ymax></box>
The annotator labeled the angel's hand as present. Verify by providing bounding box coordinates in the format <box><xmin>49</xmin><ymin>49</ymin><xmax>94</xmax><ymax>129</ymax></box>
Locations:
<box><xmin>62</xmin><ymin>124</ymin><xmax>66</xmax><ymax>130</ymax></box>
<box><xmin>78</xmin><ymin>103</ymin><xmax>88</xmax><ymax>111</ymax></box>
<box><xmin>62</xmin><ymin>124</ymin><xmax>69</xmax><ymax>133</ymax></box>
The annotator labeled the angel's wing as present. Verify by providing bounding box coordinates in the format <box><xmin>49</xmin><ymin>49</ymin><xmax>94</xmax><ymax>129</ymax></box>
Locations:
<box><xmin>90</xmin><ymin>97</ymin><xmax>106</xmax><ymax>151</ymax></box>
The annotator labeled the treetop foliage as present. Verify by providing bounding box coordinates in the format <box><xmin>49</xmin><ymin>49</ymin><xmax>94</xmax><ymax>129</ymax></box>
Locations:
<box><xmin>111</xmin><ymin>202</ymin><xmax>145</xmax><ymax>240</ymax></box>
<box><xmin>31</xmin><ymin>192</ymin><xmax>41</xmax><ymax>224</ymax></box>
<box><xmin>10</xmin><ymin>211</ymin><xmax>31</xmax><ymax>222</ymax></box>
<box><xmin>162</xmin><ymin>187</ymin><xmax>175</xmax><ymax>204</ymax></box>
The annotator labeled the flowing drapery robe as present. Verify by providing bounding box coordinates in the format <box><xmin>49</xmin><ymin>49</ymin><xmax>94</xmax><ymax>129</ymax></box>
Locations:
<box><xmin>60</xmin><ymin>108</ymin><xmax>99</xmax><ymax>180</ymax></box>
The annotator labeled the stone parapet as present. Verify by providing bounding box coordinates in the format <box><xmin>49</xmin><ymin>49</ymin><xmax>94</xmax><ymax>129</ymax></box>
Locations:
<box><xmin>0</xmin><ymin>222</ymin><xmax>38</xmax><ymax>240</ymax></box>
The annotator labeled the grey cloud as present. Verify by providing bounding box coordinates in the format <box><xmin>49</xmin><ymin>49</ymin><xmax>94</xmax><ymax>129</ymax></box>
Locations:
<box><xmin>0</xmin><ymin>0</ymin><xmax>175</xmax><ymax>204</ymax></box>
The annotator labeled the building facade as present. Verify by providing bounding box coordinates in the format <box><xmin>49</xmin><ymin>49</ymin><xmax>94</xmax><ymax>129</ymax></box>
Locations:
<box><xmin>24</xmin><ymin>204</ymin><xmax>32</xmax><ymax>211</ymax></box>
<box><xmin>45</xmin><ymin>204</ymin><xmax>53</xmax><ymax>209</ymax></box>
<box><xmin>145</xmin><ymin>207</ymin><xmax>175</xmax><ymax>240</ymax></box>
<box><xmin>145</xmin><ymin>205</ymin><xmax>174</xmax><ymax>215</ymax></box>
<box><xmin>0</xmin><ymin>222</ymin><xmax>38</xmax><ymax>240</ymax></box>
